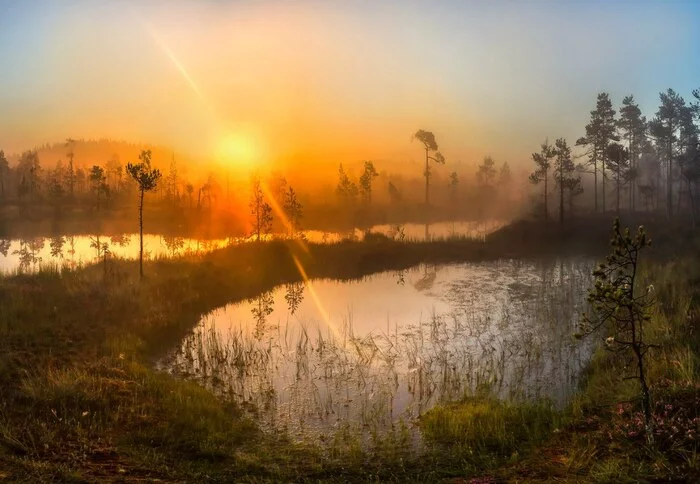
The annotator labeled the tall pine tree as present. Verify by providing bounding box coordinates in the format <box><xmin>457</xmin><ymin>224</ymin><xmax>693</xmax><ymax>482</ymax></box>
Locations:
<box><xmin>577</xmin><ymin>93</ymin><xmax>618</xmax><ymax>213</ymax></box>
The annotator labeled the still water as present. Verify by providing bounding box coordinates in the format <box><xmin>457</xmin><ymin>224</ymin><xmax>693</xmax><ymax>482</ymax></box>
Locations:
<box><xmin>161</xmin><ymin>257</ymin><xmax>596</xmax><ymax>440</ymax></box>
<box><xmin>0</xmin><ymin>220</ymin><xmax>501</xmax><ymax>274</ymax></box>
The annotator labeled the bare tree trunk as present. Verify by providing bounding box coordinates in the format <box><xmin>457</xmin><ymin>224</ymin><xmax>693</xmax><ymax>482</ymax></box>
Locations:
<box><xmin>424</xmin><ymin>148</ymin><xmax>430</xmax><ymax>207</ymax></box>
<box><xmin>593</xmin><ymin>155</ymin><xmax>598</xmax><ymax>213</ymax></box>
<box><xmin>544</xmin><ymin>168</ymin><xmax>548</xmax><ymax>221</ymax></box>
<box><xmin>602</xmin><ymin>161</ymin><xmax>606</xmax><ymax>213</ymax></box>
<box><xmin>559</xmin><ymin>165</ymin><xmax>564</xmax><ymax>224</ymax></box>
<box><xmin>629</xmin><ymin>259</ymin><xmax>653</xmax><ymax>444</ymax></box>
<box><xmin>616</xmin><ymin>167</ymin><xmax>620</xmax><ymax>215</ymax></box>
<box><xmin>690</xmin><ymin>181</ymin><xmax>697</xmax><ymax>228</ymax></box>
<box><xmin>667</xmin><ymin>131</ymin><xmax>673</xmax><ymax>218</ymax></box>
<box><xmin>139</xmin><ymin>188</ymin><xmax>144</xmax><ymax>280</ymax></box>
<box><xmin>629</xmin><ymin>133</ymin><xmax>634</xmax><ymax>212</ymax></box>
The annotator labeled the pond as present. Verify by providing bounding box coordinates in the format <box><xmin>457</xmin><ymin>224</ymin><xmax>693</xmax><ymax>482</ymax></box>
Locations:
<box><xmin>160</xmin><ymin>257</ymin><xmax>597</xmax><ymax>442</ymax></box>
<box><xmin>0</xmin><ymin>234</ymin><xmax>230</xmax><ymax>275</ymax></box>
<box><xmin>0</xmin><ymin>220</ymin><xmax>501</xmax><ymax>274</ymax></box>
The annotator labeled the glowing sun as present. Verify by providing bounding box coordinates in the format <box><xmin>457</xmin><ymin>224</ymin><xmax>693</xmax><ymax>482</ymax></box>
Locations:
<box><xmin>216</xmin><ymin>133</ymin><xmax>261</xmax><ymax>168</ymax></box>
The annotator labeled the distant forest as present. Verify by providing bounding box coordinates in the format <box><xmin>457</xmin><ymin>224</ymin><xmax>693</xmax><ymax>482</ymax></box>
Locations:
<box><xmin>0</xmin><ymin>87</ymin><xmax>698</xmax><ymax>237</ymax></box>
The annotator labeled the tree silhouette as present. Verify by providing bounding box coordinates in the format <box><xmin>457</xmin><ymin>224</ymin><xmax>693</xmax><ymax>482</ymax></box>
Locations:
<box><xmin>578</xmin><ymin>93</ymin><xmax>619</xmax><ymax>213</ymax></box>
<box><xmin>49</xmin><ymin>236</ymin><xmax>65</xmax><ymax>259</ymax></box>
<box><xmin>284</xmin><ymin>282</ymin><xmax>305</xmax><ymax>315</ymax></box>
<box><xmin>359</xmin><ymin>161</ymin><xmax>379</xmax><ymax>204</ymax></box>
<box><xmin>0</xmin><ymin>239</ymin><xmax>11</xmax><ymax>257</ymax></box>
<box><xmin>250</xmin><ymin>292</ymin><xmax>274</xmax><ymax>340</ymax></box>
<box><xmin>166</xmin><ymin>154</ymin><xmax>179</xmax><ymax>205</ymax></box>
<box><xmin>649</xmin><ymin>89</ymin><xmax>686</xmax><ymax>217</ymax></box>
<box><xmin>606</xmin><ymin>142</ymin><xmax>630</xmax><ymax>215</ymax></box>
<box><xmin>89</xmin><ymin>165</ymin><xmax>108</xmax><ymax>211</ymax></box>
<box><xmin>65</xmin><ymin>138</ymin><xmax>76</xmax><ymax>199</ymax></box>
<box><xmin>476</xmin><ymin>156</ymin><xmax>497</xmax><ymax>187</ymax></box>
<box><xmin>618</xmin><ymin>96</ymin><xmax>646</xmax><ymax>211</ymax></box>
<box><xmin>678</xmin><ymin>100</ymin><xmax>699</xmax><ymax>216</ymax></box>
<box><xmin>47</xmin><ymin>162</ymin><xmax>66</xmax><ymax>214</ymax></box>
<box><xmin>249</xmin><ymin>176</ymin><xmax>273</xmax><ymax>242</ymax></box>
<box><xmin>283</xmin><ymin>185</ymin><xmax>303</xmax><ymax>236</ymax></box>
<box><xmin>499</xmin><ymin>161</ymin><xmax>512</xmax><ymax>186</ymax></box>
<box><xmin>448</xmin><ymin>171</ymin><xmax>459</xmax><ymax>220</ymax></box>
<box><xmin>564</xmin><ymin>175</ymin><xmax>584</xmax><ymax>216</ymax></box>
<box><xmin>413</xmin><ymin>130</ymin><xmax>445</xmax><ymax>206</ymax></box>
<box><xmin>15</xmin><ymin>151</ymin><xmax>41</xmax><ymax>210</ymax></box>
<box><xmin>553</xmin><ymin>138</ymin><xmax>576</xmax><ymax>223</ymax></box>
<box><xmin>336</xmin><ymin>163</ymin><xmax>359</xmax><ymax>223</ymax></box>
<box><xmin>388</xmin><ymin>181</ymin><xmax>402</xmax><ymax>204</ymax></box>
<box><xmin>127</xmin><ymin>150</ymin><xmax>162</xmax><ymax>280</ymax></box>
<box><xmin>185</xmin><ymin>183</ymin><xmax>194</xmax><ymax>209</ymax></box>
<box><xmin>0</xmin><ymin>150</ymin><xmax>8</xmax><ymax>199</ymax></box>
<box><xmin>529</xmin><ymin>140</ymin><xmax>556</xmax><ymax>221</ymax></box>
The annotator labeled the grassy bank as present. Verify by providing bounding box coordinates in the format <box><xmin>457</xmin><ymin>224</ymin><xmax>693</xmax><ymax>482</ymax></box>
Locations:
<box><xmin>425</xmin><ymin>247</ymin><xmax>700</xmax><ymax>482</ymax></box>
<box><xmin>0</xmin><ymin>220</ymin><xmax>698</xmax><ymax>481</ymax></box>
<box><xmin>0</xmin><ymin>234</ymin><xmax>522</xmax><ymax>481</ymax></box>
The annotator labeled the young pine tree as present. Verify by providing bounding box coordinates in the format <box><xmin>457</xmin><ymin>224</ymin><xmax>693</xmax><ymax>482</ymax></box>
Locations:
<box><xmin>359</xmin><ymin>161</ymin><xmax>379</xmax><ymax>205</ymax></box>
<box><xmin>283</xmin><ymin>185</ymin><xmax>303</xmax><ymax>237</ymax></box>
<box><xmin>581</xmin><ymin>219</ymin><xmax>655</xmax><ymax>443</ymax></box>
<box><xmin>126</xmin><ymin>150</ymin><xmax>162</xmax><ymax>280</ymax></box>
<box><xmin>250</xmin><ymin>176</ymin><xmax>273</xmax><ymax>242</ymax></box>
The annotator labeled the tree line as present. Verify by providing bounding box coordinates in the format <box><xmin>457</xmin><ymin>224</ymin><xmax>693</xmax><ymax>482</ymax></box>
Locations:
<box><xmin>529</xmin><ymin>89</ymin><xmax>700</xmax><ymax>223</ymax></box>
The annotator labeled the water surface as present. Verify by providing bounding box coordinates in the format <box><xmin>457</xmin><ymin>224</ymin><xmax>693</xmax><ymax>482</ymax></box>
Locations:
<box><xmin>0</xmin><ymin>220</ymin><xmax>501</xmax><ymax>274</ymax></box>
<box><xmin>162</xmin><ymin>257</ymin><xmax>595</xmax><ymax>440</ymax></box>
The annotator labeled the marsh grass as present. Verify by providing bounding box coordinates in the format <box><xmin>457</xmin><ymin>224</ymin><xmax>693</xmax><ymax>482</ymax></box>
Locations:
<box><xmin>0</xmin><ymin>223</ymin><xmax>698</xmax><ymax>481</ymax></box>
<box><xmin>421</xmin><ymin>397</ymin><xmax>561</xmax><ymax>461</ymax></box>
<box><xmin>2</xmin><ymin>237</ymin><xmax>541</xmax><ymax>480</ymax></box>
<box><xmin>164</xmin><ymin>257</ymin><xmax>595</xmax><ymax>462</ymax></box>
<box><xmin>486</xmin><ymin>254</ymin><xmax>700</xmax><ymax>482</ymax></box>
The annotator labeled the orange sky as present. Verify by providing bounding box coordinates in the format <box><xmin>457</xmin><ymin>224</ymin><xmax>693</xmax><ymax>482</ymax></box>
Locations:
<box><xmin>1</xmin><ymin>1</ymin><xmax>698</xmax><ymax>175</ymax></box>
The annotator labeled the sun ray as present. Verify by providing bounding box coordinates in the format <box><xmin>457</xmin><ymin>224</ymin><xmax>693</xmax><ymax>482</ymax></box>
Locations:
<box><xmin>140</xmin><ymin>19</ymin><xmax>204</xmax><ymax>101</ymax></box>
<box><xmin>260</xmin><ymin>181</ymin><xmax>310</xmax><ymax>253</ymax></box>
<box><xmin>291</xmin><ymin>254</ymin><xmax>341</xmax><ymax>341</ymax></box>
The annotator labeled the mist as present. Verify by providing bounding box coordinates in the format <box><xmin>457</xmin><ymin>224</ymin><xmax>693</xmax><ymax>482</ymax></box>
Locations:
<box><xmin>1</xmin><ymin>1</ymin><xmax>700</xmax><ymax>482</ymax></box>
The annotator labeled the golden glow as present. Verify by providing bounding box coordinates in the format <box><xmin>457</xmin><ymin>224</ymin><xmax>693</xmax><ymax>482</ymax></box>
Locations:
<box><xmin>146</xmin><ymin>24</ymin><xmax>204</xmax><ymax>101</ymax></box>
<box><xmin>260</xmin><ymin>181</ymin><xmax>310</xmax><ymax>253</ymax></box>
<box><xmin>291</xmin><ymin>254</ymin><xmax>340</xmax><ymax>341</ymax></box>
<box><xmin>216</xmin><ymin>133</ymin><xmax>262</xmax><ymax>168</ymax></box>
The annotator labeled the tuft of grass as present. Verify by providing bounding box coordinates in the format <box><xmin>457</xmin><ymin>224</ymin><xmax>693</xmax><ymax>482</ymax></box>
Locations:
<box><xmin>421</xmin><ymin>397</ymin><xmax>561</xmax><ymax>460</ymax></box>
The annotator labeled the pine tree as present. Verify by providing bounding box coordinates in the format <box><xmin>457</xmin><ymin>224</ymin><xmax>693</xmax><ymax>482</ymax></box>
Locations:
<box><xmin>359</xmin><ymin>161</ymin><xmax>379</xmax><ymax>204</ymax></box>
<box><xmin>413</xmin><ymin>130</ymin><xmax>445</xmax><ymax>206</ymax></box>
<box><xmin>250</xmin><ymin>176</ymin><xmax>273</xmax><ymax>242</ymax></box>
<box><xmin>577</xmin><ymin>93</ymin><xmax>619</xmax><ymax>213</ymax></box>
<box><xmin>605</xmin><ymin>143</ymin><xmax>630</xmax><ymax>215</ymax></box>
<box><xmin>283</xmin><ymin>185</ymin><xmax>303</xmax><ymax>236</ymax></box>
<box><xmin>529</xmin><ymin>140</ymin><xmax>556</xmax><ymax>221</ymax></box>
<box><xmin>476</xmin><ymin>156</ymin><xmax>497</xmax><ymax>187</ymax></box>
<box><xmin>618</xmin><ymin>96</ymin><xmax>646</xmax><ymax>211</ymax></box>
<box><xmin>126</xmin><ymin>150</ymin><xmax>162</xmax><ymax>280</ymax></box>
<box><xmin>553</xmin><ymin>138</ymin><xmax>576</xmax><ymax>223</ymax></box>
<box><xmin>649</xmin><ymin>89</ymin><xmax>686</xmax><ymax>217</ymax></box>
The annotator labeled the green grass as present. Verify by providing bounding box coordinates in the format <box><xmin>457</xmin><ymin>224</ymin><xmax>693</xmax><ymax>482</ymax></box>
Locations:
<box><xmin>0</xmin><ymin>221</ymin><xmax>699</xmax><ymax>481</ymax></box>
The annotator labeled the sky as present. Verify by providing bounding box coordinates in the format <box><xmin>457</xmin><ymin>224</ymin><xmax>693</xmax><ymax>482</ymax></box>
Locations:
<box><xmin>0</xmin><ymin>0</ymin><xmax>698</xmax><ymax>172</ymax></box>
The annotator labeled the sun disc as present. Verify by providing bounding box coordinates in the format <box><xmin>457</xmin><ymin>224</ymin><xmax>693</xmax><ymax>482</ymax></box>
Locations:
<box><xmin>217</xmin><ymin>133</ymin><xmax>259</xmax><ymax>167</ymax></box>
